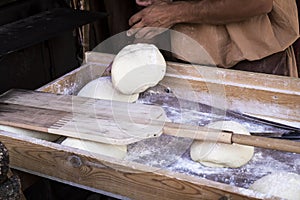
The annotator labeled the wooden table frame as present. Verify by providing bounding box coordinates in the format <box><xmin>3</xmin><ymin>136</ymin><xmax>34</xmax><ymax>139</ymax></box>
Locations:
<box><xmin>1</xmin><ymin>52</ymin><xmax>299</xmax><ymax>199</ymax></box>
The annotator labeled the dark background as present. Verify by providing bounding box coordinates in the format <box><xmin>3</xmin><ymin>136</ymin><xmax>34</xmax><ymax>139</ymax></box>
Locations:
<box><xmin>0</xmin><ymin>0</ymin><xmax>79</xmax><ymax>94</ymax></box>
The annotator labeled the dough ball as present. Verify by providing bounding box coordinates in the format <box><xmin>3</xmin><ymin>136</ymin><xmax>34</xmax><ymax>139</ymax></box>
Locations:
<box><xmin>190</xmin><ymin>121</ymin><xmax>254</xmax><ymax>168</ymax></box>
<box><xmin>75</xmin><ymin>76</ymin><xmax>131</xmax><ymax>159</ymax></box>
<box><xmin>249</xmin><ymin>172</ymin><xmax>300</xmax><ymax>200</ymax></box>
<box><xmin>61</xmin><ymin>137</ymin><xmax>127</xmax><ymax>159</ymax></box>
<box><xmin>111</xmin><ymin>43</ymin><xmax>166</xmax><ymax>95</ymax></box>
<box><xmin>0</xmin><ymin>125</ymin><xmax>60</xmax><ymax>141</ymax></box>
<box><xmin>78</xmin><ymin>76</ymin><xmax>138</xmax><ymax>103</ymax></box>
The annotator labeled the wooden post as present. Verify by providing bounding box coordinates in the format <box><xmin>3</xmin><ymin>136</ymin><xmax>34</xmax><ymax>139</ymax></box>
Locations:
<box><xmin>82</xmin><ymin>0</ymin><xmax>91</xmax><ymax>56</ymax></box>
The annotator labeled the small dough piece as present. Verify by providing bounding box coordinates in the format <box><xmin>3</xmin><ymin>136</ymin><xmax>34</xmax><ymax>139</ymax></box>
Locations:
<box><xmin>0</xmin><ymin>125</ymin><xmax>60</xmax><ymax>141</ymax></box>
<box><xmin>78</xmin><ymin>76</ymin><xmax>139</xmax><ymax>103</ymax></box>
<box><xmin>111</xmin><ymin>43</ymin><xmax>166</xmax><ymax>95</ymax></box>
<box><xmin>61</xmin><ymin>137</ymin><xmax>127</xmax><ymax>159</ymax></box>
<box><xmin>249</xmin><ymin>172</ymin><xmax>300</xmax><ymax>200</ymax></box>
<box><xmin>190</xmin><ymin>121</ymin><xmax>254</xmax><ymax>168</ymax></box>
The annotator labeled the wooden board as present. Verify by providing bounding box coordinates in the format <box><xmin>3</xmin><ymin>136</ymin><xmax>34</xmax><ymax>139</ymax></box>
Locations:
<box><xmin>39</xmin><ymin>53</ymin><xmax>114</xmax><ymax>95</ymax></box>
<box><xmin>0</xmin><ymin>131</ymin><xmax>275</xmax><ymax>200</ymax></box>
<box><xmin>162</xmin><ymin>62</ymin><xmax>300</xmax><ymax>125</ymax></box>
<box><xmin>1</xmin><ymin>52</ymin><xmax>297</xmax><ymax>199</ymax></box>
<box><xmin>0</xmin><ymin>8</ymin><xmax>106</xmax><ymax>56</ymax></box>
<box><xmin>0</xmin><ymin>89</ymin><xmax>165</xmax><ymax>145</ymax></box>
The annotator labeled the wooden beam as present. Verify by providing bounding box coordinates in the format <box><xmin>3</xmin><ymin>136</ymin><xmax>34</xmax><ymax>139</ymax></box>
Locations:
<box><xmin>162</xmin><ymin>62</ymin><xmax>300</xmax><ymax>123</ymax></box>
<box><xmin>0</xmin><ymin>130</ymin><xmax>274</xmax><ymax>200</ymax></box>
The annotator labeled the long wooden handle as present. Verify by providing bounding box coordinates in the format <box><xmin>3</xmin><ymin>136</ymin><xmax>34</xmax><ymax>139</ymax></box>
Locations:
<box><xmin>163</xmin><ymin>122</ymin><xmax>232</xmax><ymax>143</ymax></box>
<box><xmin>163</xmin><ymin>122</ymin><xmax>300</xmax><ymax>154</ymax></box>
<box><xmin>232</xmin><ymin>134</ymin><xmax>300</xmax><ymax>154</ymax></box>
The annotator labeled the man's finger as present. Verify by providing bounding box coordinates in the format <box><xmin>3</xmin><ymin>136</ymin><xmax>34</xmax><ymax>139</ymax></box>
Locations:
<box><xmin>145</xmin><ymin>28</ymin><xmax>168</xmax><ymax>39</ymax></box>
<box><xmin>129</xmin><ymin>12</ymin><xmax>143</xmax><ymax>26</ymax></box>
<box><xmin>127</xmin><ymin>28</ymin><xmax>139</xmax><ymax>37</ymax></box>
<box><xmin>144</xmin><ymin>30</ymin><xmax>159</xmax><ymax>40</ymax></box>
<box><xmin>135</xmin><ymin>27</ymin><xmax>154</xmax><ymax>39</ymax></box>
<box><xmin>127</xmin><ymin>22</ymin><xmax>144</xmax><ymax>37</ymax></box>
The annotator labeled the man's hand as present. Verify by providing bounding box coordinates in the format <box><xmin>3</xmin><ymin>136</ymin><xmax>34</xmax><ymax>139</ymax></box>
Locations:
<box><xmin>127</xmin><ymin>1</ymin><xmax>176</xmax><ymax>39</ymax></box>
<box><xmin>128</xmin><ymin>0</ymin><xmax>273</xmax><ymax>39</ymax></box>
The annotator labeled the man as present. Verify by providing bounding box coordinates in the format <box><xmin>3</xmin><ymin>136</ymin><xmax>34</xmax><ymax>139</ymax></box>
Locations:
<box><xmin>127</xmin><ymin>0</ymin><xmax>299</xmax><ymax>77</ymax></box>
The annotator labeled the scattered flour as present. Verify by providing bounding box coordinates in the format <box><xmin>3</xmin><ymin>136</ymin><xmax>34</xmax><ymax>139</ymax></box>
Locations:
<box><xmin>127</xmin><ymin>84</ymin><xmax>300</xmax><ymax>189</ymax></box>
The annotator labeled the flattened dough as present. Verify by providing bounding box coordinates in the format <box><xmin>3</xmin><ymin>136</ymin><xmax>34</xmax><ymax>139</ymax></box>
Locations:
<box><xmin>249</xmin><ymin>172</ymin><xmax>300</xmax><ymax>200</ymax></box>
<box><xmin>0</xmin><ymin>125</ymin><xmax>60</xmax><ymax>141</ymax></box>
<box><xmin>111</xmin><ymin>43</ymin><xmax>166</xmax><ymax>95</ymax></box>
<box><xmin>190</xmin><ymin>121</ymin><xmax>254</xmax><ymax>168</ymax></box>
<box><xmin>61</xmin><ymin>137</ymin><xmax>127</xmax><ymax>159</ymax></box>
<box><xmin>78</xmin><ymin>76</ymin><xmax>138</xmax><ymax>103</ymax></box>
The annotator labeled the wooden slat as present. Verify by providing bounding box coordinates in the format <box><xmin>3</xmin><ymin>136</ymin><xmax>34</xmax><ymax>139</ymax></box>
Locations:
<box><xmin>0</xmin><ymin>89</ymin><xmax>163</xmax><ymax>117</ymax></box>
<box><xmin>162</xmin><ymin>62</ymin><xmax>300</xmax><ymax>124</ymax></box>
<box><xmin>0</xmin><ymin>130</ymin><xmax>274</xmax><ymax>200</ymax></box>
<box><xmin>0</xmin><ymin>89</ymin><xmax>166</xmax><ymax>145</ymax></box>
<box><xmin>0</xmin><ymin>103</ymin><xmax>67</xmax><ymax>133</ymax></box>
<box><xmin>39</xmin><ymin>53</ymin><xmax>114</xmax><ymax>95</ymax></box>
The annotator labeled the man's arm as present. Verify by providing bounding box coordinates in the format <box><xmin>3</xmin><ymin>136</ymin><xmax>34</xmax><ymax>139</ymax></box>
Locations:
<box><xmin>176</xmin><ymin>0</ymin><xmax>273</xmax><ymax>24</ymax></box>
<box><xmin>128</xmin><ymin>0</ymin><xmax>273</xmax><ymax>39</ymax></box>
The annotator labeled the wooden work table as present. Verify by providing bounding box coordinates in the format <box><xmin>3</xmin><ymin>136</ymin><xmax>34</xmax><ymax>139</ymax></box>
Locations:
<box><xmin>0</xmin><ymin>52</ymin><xmax>299</xmax><ymax>199</ymax></box>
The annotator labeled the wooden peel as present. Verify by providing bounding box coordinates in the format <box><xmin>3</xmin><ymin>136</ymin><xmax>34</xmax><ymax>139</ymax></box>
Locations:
<box><xmin>0</xmin><ymin>89</ymin><xmax>299</xmax><ymax>154</ymax></box>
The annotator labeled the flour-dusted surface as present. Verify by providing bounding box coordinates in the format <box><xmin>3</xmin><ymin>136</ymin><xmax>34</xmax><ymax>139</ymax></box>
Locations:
<box><xmin>40</xmin><ymin>74</ymin><xmax>300</xmax><ymax>190</ymax></box>
<box><xmin>125</xmin><ymin>84</ymin><xmax>300</xmax><ymax>189</ymax></box>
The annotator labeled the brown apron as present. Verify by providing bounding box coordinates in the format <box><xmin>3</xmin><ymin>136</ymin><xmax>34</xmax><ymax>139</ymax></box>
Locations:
<box><xmin>232</xmin><ymin>46</ymin><xmax>298</xmax><ymax>76</ymax></box>
<box><xmin>171</xmin><ymin>0</ymin><xmax>299</xmax><ymax>77</ymax></box>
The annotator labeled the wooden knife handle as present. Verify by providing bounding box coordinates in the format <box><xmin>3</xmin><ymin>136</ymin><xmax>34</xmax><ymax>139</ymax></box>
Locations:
<box><xmin>232</xmin><ymin>134</ymin><xmax>300</xmax><ymax>154</ymax></box>
<box><xmin>163</xmin><ymin>122</ymin><xmax>300</xmax><ymax>154</ymax></box>
<box><xmin>163</xmin><ymin>122</ymin><xmax>232</xmax><ymax>144</ymax></box>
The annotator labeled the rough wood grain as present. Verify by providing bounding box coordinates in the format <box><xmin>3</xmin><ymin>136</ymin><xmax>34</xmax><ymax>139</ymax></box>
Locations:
<box><xmin>2</xmin><ymin>89</ymin><xmax>299</xmax><ymax>153</ymax></box>
<box><xmin>0</xmin><ymin>130</ymin><xmax>276</xmax><ymax>200</ymax></box>
<box><xmin>0</xmin><ymin>103</ymin><xmax>67</xmax><ymax>133</ymax></box>
<box><xmin>162</xmin><ymin>62</ymin><xmax>300</xmax><ymax>124</ymax></box>
<box><xmin>0</xmin><ymin>89</ymin><xmax>166</xmax><ymax>145</ymax></box>
<box><xmin>0</xmin><ymin>89</ymin><xmax>162</xmax><ymax>117</ymax></box>
<box><xmin>4</xmin><ymin>51</ymin><xmax>297</xmax><ymax>199</ymax></box>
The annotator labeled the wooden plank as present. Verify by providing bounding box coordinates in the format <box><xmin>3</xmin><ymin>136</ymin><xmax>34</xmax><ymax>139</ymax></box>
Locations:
<box><xmin>162</xmin><ymin>62</ymin><xmax>300</xmax><ymax>124</ymax></box>
<box><xmin>0</xmin><ymin>130</ymin><xmax>274</xmax><ymax>200</ymax></box>
<box><xmin>0</xmin><ymin>89</ymin><xmax>163</xmax><ymax>117</ymax></box>
<box><xmin>0</xmin><ymin>8</ymin><xmax>106</xmax><ymax>56</ymax></box>
<box><xmin>82</xmin><ymin>52</ymin><xmax>300</xmax><ymax>125</ymax></box>
<box><xmin>0</xmin><ymin>103</ymin><xmax>67</xmax><ymax>133</ymax></box>
<box><xmin>85</xmin><ymin>51</ymin><xmax>114</xmax><ymax>65</ymax></box>
<box><xmin>0</xmin><ymin>89</ymin><xmax>166</xmax><ymax>145</ymax></box>
<box><xmin>8</xmin><ymin>52</ymin><xmax>297</xmax><ymax>199</ymax></box>
<box><xmin>39</xmin><ymin>53</ymin><xmax>114</xmax><ymax>95</ymax></box>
